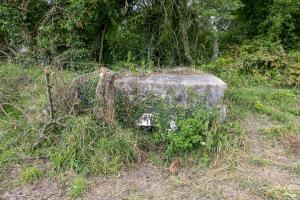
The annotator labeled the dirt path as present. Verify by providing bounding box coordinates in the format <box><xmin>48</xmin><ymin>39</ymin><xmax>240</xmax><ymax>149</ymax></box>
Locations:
<box><xmin>2</xmin><ymin>115</ymin><xmax>300</xmax><ymax>200</ymax></box>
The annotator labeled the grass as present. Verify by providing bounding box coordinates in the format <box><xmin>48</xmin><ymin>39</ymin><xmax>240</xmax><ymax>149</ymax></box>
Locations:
<box><xmin>0</xmin><ymin>58</ymin><xmax>299</xmax><ymax>199</ymax></box>
<box><xmin>248</xmin><ymin>156</ymin><xmax>271</xmax><ymax>167</ymax></box>
<box><xmin>21</xmin><ymin>166</ymin><xmax>42</xmax><ymax>183</ymax></box>
<box><xmin>227</xmin><ymin>88</ymin><xmax>299</xmax><ymax>122</ymax></box>
<box><xmin>291</xmin><ymin>165</ymin><xmax>300</xmax><ymax>176</ymax></box>
<box><xmin>68</xmin><ymin>177</ymin><xmax>87</xmax><ymax>199</ymax></box>
<box><xmin>238</xmin><ymin>176</ymin><xmax>300</xmax><ymax>200</ymax></box>
<box><xmin>47</xmin><ymin>115</ymin><xmax>138</xmax><ymax>175</ymax></box>
<box><xmin>266</xmin><ymin>186</ymin><xmax>300</xmax><ymax>200</ymax></box>
<box><xmin>170</xmin><ymin>175</ymin><xmax>183</xmax><ymax>187</ymax></box>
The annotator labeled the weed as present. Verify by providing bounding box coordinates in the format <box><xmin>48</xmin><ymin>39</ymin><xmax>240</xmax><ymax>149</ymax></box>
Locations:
<box><xmin>248</xmin><ymin>156</ymin><xmax>271</xmax><ymax>167</ymax></box>
<box><xmin>228</xmin><ymin>88</ymin><xmax>298</xmax><ymax>122</ymax></box>
<box><xmin>291</xmin><ymin>165</ymin><xmax>300</xmax><ymax>176</ymax></box>
<box><xmin>21</xmin><ymin>166</ymin><xmax>42</xmax><ymax>183</ymax></box>
<box><xmin>48</xmin><ymin>115</ymin><xmax>138</xmax><ymax>175</ymax></box>
<box><xmin>147</xmin><ymin>152</ymin><xmax>164</xmax><ymax>166</ymax></box>
<box><xmin>68</xmin><ymin>177</ymin><xmax>87</xmax><ymax>199</ymax></box>
<box><xmin>259</xmin><ymin>126</ymin><xmax>286</xmax><ymax>140</ymax></box>
<box><xmin>266</xmin><ymin>186</ymin><xmax>300</xmax><ymax>200</ymax></box>
<box><xmin>127</xmin><ymin>194</ymin><xmax>139</xmax><ymax>200</ymax></box>
<box><xmin>165</xmin><ymin>106</ymin><xmax>219</xmax><ymax>157</ymax></box>
<box><xmin>170</xmin><ymin>175</ymin><xmax>183</xmax><ymax>187</ymax></box>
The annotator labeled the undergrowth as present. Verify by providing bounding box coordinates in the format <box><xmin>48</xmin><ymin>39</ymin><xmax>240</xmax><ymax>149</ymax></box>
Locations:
<box><xmin>0</xmin><ymin>50</ymin><xmax>299</xmax><ymax>191</ymax></box>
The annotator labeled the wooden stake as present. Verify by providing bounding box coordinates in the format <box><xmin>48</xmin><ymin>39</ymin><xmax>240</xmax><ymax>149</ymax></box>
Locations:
<box><xmin>44</xmin><ymin>68</ymin><xmax>54</xmax><ymax>120</ymax></box>
<box><xmin>96</xmin><ymin>67</ymin><xmax>115</xmax><ymax>124</ymax></box>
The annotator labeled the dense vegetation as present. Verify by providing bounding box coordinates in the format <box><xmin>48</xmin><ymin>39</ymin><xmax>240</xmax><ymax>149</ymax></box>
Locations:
<box><xmin>1</xmin><ymin>0</ymin><xmax>299</xmax><ymax>68</ymax></box>
<box><xmin>0</xmin><ymin>0</ymin><xmax>299</xmax><ymax>199</ymax></box>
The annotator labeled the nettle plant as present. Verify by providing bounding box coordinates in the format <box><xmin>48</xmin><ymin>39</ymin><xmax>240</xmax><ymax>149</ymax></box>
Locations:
<box><xmin>165</xmin><ymin>106</ymin><xmax>219</xmax><ymax>157</ymax></box>
<box><xmin>115</xmin><ymin>91</ymin><xmax>224</xmax><ymax>159</ymax></box>
<box><xmin>153</xmin><ymin>97</ymin><xmax>222</xmax><ymax>158</ymax></box>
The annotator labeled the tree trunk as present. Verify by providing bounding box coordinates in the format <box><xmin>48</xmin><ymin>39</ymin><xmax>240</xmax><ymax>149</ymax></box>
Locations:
<box><xmin>96</xmin><ymin>67</ymin><xmax>115</xmax><ymax>124</ymax></box>
<box><xmin>20</xmin><ymin>0</ymin><xmax>30</xmax><ymax>44</ymax></box>
<box><xmin>180</xmin><ymin>21</ymin><xmax>193</xmax><ymax>64</ymax></box>
<box><xmin>212</xmin><ymin>35</ymin><xmax>219</xmax><ymax>60</ymax></box>
<box><xmin>99</xmin><ymin>25</ymin><xmax>107</xmax><ymax>66</ymax></box>
<box><xmin>178</xmin><ymin>0</ymin><xmax>193</xmax><ymax>64</ymax></box>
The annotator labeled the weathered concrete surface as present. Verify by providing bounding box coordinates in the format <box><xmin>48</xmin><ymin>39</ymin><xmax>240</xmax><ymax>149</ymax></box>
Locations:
<box><xmin>115</xmin><ymin>73</ymin><xmax>227</xmax><ymax>106</ymax></box>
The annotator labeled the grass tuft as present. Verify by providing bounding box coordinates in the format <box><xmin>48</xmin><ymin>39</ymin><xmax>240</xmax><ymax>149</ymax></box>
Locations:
<box><xmin>68</xmin><ymin>177</ymin><xmax>87</xmax><ymax>199</ymax></box>
<box><xmin>21</xmin><ymin>166</ymin><xmax>42</xmax><ymax>183</ymax></box>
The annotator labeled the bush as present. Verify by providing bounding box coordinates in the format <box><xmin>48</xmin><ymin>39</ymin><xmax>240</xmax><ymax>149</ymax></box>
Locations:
<box><xmin>239</xmin><ymin>40</ymin><xmax>287</xmax><ymax>84</ymax></box>
<box><xmin>53</xmin><ymin>49</ymin><xmax>97</xmax><ymax>72</ymax></box>
<box><xmin>116</xmin><ymin>92</ymin><xmax>233</xmax><ymax>161</ymax></box>
<box><xmin>217</xmin><ymin>39</ymin><xmax>300</xmax><ymax>86</ymax></box>
<box><xmin>165</xmin><ymin>106</ymin><xmax>220</xmax><ymax>156</ymax></box>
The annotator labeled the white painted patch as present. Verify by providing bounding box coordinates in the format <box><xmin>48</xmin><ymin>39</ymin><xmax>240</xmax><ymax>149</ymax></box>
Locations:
<box><xmin>137</xmin><ymin>113</ymin><xmax>154</xmax><ymax>126</ymax></box>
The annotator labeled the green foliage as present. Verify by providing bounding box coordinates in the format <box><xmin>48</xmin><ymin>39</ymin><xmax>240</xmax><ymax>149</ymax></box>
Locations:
<box><xmin>21</xmin><ymin>166</ymin><xmax>42</xmax><ymax>183</ymax></box>
<box><xmin>266</xmin><ymin>187</ymin><xmax>300</xmax><ymax>200</ymax></box>
<box><xmin>0</xmin><ymin>2</ymin><xmax>22</xmax><ymax>48</ymax></box>
<box><xmin>292</xmin><ymin>165</ymin><xmax>300</xmax><ymax>176</ymax></box>
<box><xmin>203</xmin><ymin>40</ymin><xmax>300</xmax><ymax>87</ymax></box>
<box><xmin>239</xmin><ymin>40</ymin><xmax>286</xmax><ymax>82</ymax></box>
<box><xmin>263</xmin><ymin>0</ymin><xmax>300</xmax><ymax>49</ymax></box>
<box><xmin>228</xmin><ymin>88</ymin><xmax>299</xmax><ymax>122</ymax></box>
<box><xmin>0</xmin><ymin>0</ymin><xmax>242</xmax><ymax>67</ymax></box>
<box><xmin>53</xmin><ymin>49</ymin><xmax>97</xmax><ymax>72</ymax></box>
<box><xmin>237</xmin><ymin>0</ymin><xmax>300</xmax><ymax>49</ymax></box>
<box><xmin>116</xmin><ymin>92</ymin><xmax>239</xmax><ymax>162</ymax></box>
<box><xmin>68</xmin><ymin>177</ymin><xmax>87</xmax><ymax>199</ymax></box>
<box><xmin>165</xmin><ymin>107</ymin><xmax>219</xmax><ymax>156</ymax></box>
<box><xmin>48</xmin><ymin>115</ymin><xmax>137</xmax><ymax>175</ymax></box>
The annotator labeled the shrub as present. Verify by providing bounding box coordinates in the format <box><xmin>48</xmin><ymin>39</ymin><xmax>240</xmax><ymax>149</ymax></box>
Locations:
<box><xmin>227</xmin><ymin>39</ymin><xmax>300</xmax><ymax>86</ymax></box>
<box><xmin>53</xmin><ymin>49</ymin><xmax>97</xmax><ymax>72</ymax></box>
<box><xmin>115</xmin><ymin>92</ymin><xmax>232</xmax><ymax>161</ymax></box>
<box><xmin>239</xmin><ymin>40</ymin><xmax>287</xmax><ymax>83</ymax></box>
<box><xmin>165</xmin><ymin>106</ymin><xmax>220</xmax><ymax>157</ymax></box>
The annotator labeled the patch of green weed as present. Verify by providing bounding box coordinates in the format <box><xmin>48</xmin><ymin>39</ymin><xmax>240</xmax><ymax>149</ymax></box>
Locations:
<box><xmin>259</xmin><ymin>126</ymin><xmax>286</xmax><ymax>140</ymax></box>
<box><xmin>228</xmin><ymin>88</ymin><xmax>298</xmax><ymax>122</ymax></box>
<box><xmin>148</xmin><ymin>152</ymin><xmax>164</xmax><ymax>166</ymax></box>
<box><xmin>248</xmin><ymin>156</ymin><xmax>271</xmax><ymax>167</ymax></box>
<box><xmin>291</xmin><ymin>165</ymin><xmax>300</xmax><ymax>176</ymax></box>
<box><xmin>170</xmin><ymin>175</ymin><xmax>183</xmax><ymax>187</ymax></box>
<box><xmin>68</xmin><ymin>177</ymin><xmax>87</xmax><ymax>199</ymax></box>
<box><xmin>21</xmin><ymin>166</ymin><xmax>42</xmax><ymax>183</ymax></box>
<box><xmin>266</xmin><ymin>186</ymin><xmax>300</xmax><ymax>200</ymax></box>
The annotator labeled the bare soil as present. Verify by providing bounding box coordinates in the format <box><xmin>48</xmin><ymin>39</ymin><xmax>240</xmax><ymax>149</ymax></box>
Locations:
<box><xmin>1</xmin><ymin>115</ymin><xmax>300</xmax><ymax>200</ymax></box>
